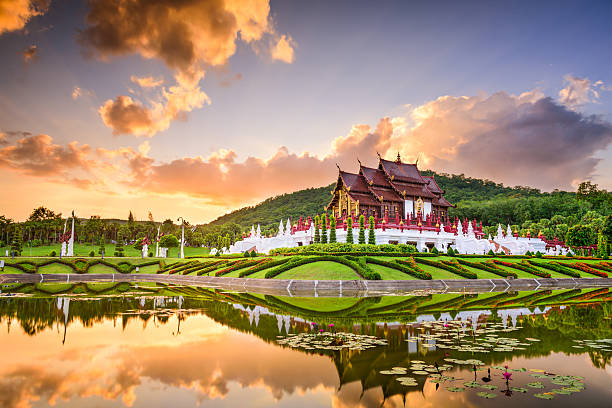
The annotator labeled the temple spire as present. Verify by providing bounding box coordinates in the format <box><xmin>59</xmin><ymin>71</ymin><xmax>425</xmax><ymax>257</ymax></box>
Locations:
<box><xmin>396</xmin><ymin>152</ymin><xmax>401</xmax><ymax>164</ymax></box>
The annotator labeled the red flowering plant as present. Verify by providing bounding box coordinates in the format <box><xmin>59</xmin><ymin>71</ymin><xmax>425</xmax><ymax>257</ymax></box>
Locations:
<box><xmin>566</xmin><ymin>262</ymin><xmax>608</xmax><ymax>278</ymax></box>
<box><xmin>492</xmin><ymin>260</ymin><xmax>551</xmax><ymax>278</ymax></box>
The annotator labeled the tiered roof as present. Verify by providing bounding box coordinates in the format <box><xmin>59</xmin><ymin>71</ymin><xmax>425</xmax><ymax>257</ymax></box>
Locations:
<box><xmin>328</xmin><ymin>154</ymin><xmax>453</xmax><ymax>210</ymax></box>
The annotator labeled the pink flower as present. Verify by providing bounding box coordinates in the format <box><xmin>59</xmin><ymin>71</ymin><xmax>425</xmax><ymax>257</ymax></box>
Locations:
<box><xmin>504</xmin><ymin>365</ymin><xmax>508</xmax><ymax>369</ymax></box>
<box><xmin>329</xmin><ymin>324</ymin><xmax>334</xmax><ymax>327</ymax></box>
<box><xmin>311</xmin><ymin>322</ymin><xmax>315</xmax><ymax>325</ymax></box>
<box><xmin>319</xmin><ymin>329</ymin><xmax>324</xmax><ymax>333</ymax></box>
<box><xmin>503</xmin><ymin>372</ymin><xmax>512</xmax><ymax>381</ymax></box>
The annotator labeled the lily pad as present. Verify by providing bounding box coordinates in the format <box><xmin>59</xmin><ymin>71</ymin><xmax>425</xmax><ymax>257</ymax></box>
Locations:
<box><xmin>511</xmin><ymin>387</ymin><xmax>528</xmax><ymax>393</ymax></box>
<box><xmin>527</xmin><ymin>381</ymin><xmax>545</xmax><ymax>389</ymax></box>
<box><xmin>476</xmin><ymin>392</ymin><xmax>497</xmax><ymax>399</ymax></box>
<box><xmin>534</xmin><ymin>393</ymin><xmax>555</xmax><ymax>399</ymax></box>
<box><xmin>463</xmin><ymin>381</ymin><xmax>480</xmax><ymax>388</ymax></box>
<box><xmin>480</xmin><ymin>384</ymin><xmax>498</xmax><ymax>390</ymax></box>
<box><xmin>446</xmin><ymin>387</ymin><xmax>465</xmax><ymax>392</ymax></box>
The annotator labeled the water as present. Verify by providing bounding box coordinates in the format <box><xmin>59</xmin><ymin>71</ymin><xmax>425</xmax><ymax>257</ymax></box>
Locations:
<box><xmin>0</xmin><ymin>282</ymin><xmax>611</xmax><ymax>407</ymax></box>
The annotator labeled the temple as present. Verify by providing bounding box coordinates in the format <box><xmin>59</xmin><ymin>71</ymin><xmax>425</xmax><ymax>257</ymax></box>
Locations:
<box><xmin>327</xmin><ymin>153</ymin><xmax>453</xmax><ymax>221</ymax></box>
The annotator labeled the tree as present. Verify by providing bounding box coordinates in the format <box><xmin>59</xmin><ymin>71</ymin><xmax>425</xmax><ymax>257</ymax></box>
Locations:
<box><xmin>159</xmin><ymin>234</ymin><xmax>179</xmax><ymax>256</ymax></box>
<box><xmin>10</xmin><ymin>227</ymin><xmax>22</xmax><ymax>256</ymax></box>
<box><xmin>368</xmin><ymin>216</ymin><xmax>376</xmax><ymax>245</ymax></box>
<box><xmin>321</xmin><ymin>214</ymin><xmax>328</xmax><ymax>244</ymax></box>
<box><xmin>597</xmin><ymin>233</ymin><xmax>608</xmax><ymax>258</ymax></box>
<box><xmin>191</xmin><ymin>231</ymin><xmax>204</xmax><ymax>247</ymax></box>
<box><xmin>565</xmin><ymin>225</ymin><xmax>596</xmax><ymax>247</ymax></box>
<box><xmin>314</xmin><ymin>215</ymin><xmax>320</xmax><ymax>243</ymax></box>
<box><xmin>602</xmin><ymin>215</ymin><xmax>612</xmax><ymax>241</ymax></box>
<box><xmin>346</xmin><ymin>217</ymin><xmax>353</xmax><ymax>244</ymax></box>
<box><xmin>98</xmin><ymin>236</ymin><xmax>105</xmax><ymax>255</ymax></box>
<box><xmin>128</xmin><ymin>211</ymin><xmax>135</xmax><ymax>223</ymax></box>
<box><xmin>329</xmin><ymin>215</ymin><xmax>337</xmax><ymax>243</ymax></box>
<box><xmin>358</xmin><ymin>214</ymin><xmax>366</xmax><ymax>244</ymax></box>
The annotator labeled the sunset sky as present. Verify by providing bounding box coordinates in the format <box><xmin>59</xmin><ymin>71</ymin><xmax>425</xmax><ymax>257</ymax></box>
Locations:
<box><xmin>1</xmin><ymin>0</ymin><xmax>611</xmax><ymax>223</ymax></box>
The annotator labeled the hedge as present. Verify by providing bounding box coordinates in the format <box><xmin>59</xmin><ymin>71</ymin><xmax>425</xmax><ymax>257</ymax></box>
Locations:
<box><xmin>239</xmin><ymin>258</ymin><xmax>291</xmax><ymax>277</ymax></box>
<box><xmin>590</xmin><ymin>262</ymin><xmax>612</xmax><ymax>273</ymax></box>
<box><xmin>414</xmin><ymin>258</ymin><xmax>477</xmax><ymax>279</ymax></box>
<box><xmin>215</xmin><ymin>259</ymin><xmax>266</xmax><ymax>276</ymax></box>
<box><xmin>537</xmin><ymin>289</ymin><xmax>583</xmax><ymax>304</ymax></box>
<box><xmin>528</xmin><ymin>260</ymin><xmax>580</xmax><ymax>278</ymax></box>
<box><xmin>264</xmin><ymin>255</ymin><xmax>381</xmax><ymax>280</ymax></box>
<box><xmin>440</xmin><ymin>260</ymin><xmax>479</xmax><ymax>279</ymax></box>
<box><xmin>365</xmin><ymin>257</ymin><xmax>431</xmax><ymax>280</ymax></box>
<box><xmin>563</xmin><ymin>262</ymin><xmax>608</xmax><ymax>278</ymax></box>
<box><xmin>492</xmin><ymin>260</ymin><xmax>551</xmax><ymax>278</ymax></box>
<box><xmin>456</xmin><ymin>259</ymin><xmax>517</xmax><ymax>278</ymax></box>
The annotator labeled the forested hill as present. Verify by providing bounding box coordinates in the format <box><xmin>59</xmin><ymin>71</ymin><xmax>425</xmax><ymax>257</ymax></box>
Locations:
<box><xmin>205</xmin><ymin>171</ymin><xmax>566</xmax><ymax>230</ymax></box>
<box><xmin>207</xmin><ymin>184</ymin><xmax>335</xmax><ymax>229</ymax></box>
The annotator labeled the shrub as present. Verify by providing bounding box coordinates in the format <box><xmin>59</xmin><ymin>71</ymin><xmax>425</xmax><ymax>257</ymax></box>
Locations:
<box><xmin>525</xmin><ymin>250</ymin><xmax>532</xmax><ymax>256</ymax></box>
<box><xmin>89</xmin><ymin>250</ymin><xmax>95</xmax><ymax>257</ymax></box>
<box><xmin>368</xmin><ymin>216</ymin><xmax>376</xmax><ymax>244</ymax></box>
<box><xmin>31</xmin><ymin>239</ymin><xmax>42</xmax><ymax>247</ymax></box>
<box><xmin>415</xmin><ymin>257</ymin><xmax>477</xmax><ymax>279</ymax></box>
<box><xmin>566</xmin><ymin>251</ymin><xmax>573</xmax><ymax>257</ymax></box>
<box><xmin>367</xmin><ymin>257</ymin><xmax>431</xmax><ymax>279</ymax></box>
<box><xmin>457</xmin><ymin>259</ymin><xmax>517</xmax><ymax>278</ymax></box>
<box><xmin>250</xmin><ymin>250</ymin><xmax>257</xmax><ymax>258</ymax></box>
<box><xmin>239</xmin><ymin>258</ymin><xmax>291</xmax><ymax>277</ymax></box>
<box><xmin>529</xmin><ymin>260</ymin><xmax>580</xmax><ymax>278</ymax></box>
<box><xmin>263</xmin><ymin>255</ymin><xmax>380</xmax><ymax>280</ymax></box>
<box><xmin>487</xmin><ymin>249</ymin><xmax>495</xmax><ymax>256</ymax></box>
<box><xmin>314</xmin><ymin>215</ymin><xmax>320</xmax><ymax>243</ymax></box>
<box><xmin>148</xmin><ymin>251</ymin><xmax>153</xmax><ymax>257</ymax></box>
<box><xmin>321</xmin><ymin>214</ymin><xmax>328</xmax><ymax>244</ymax></box>
<box><xmin>244</xmin><ymin>250</ymin><xmax>250</xmax><ymax>257</ymax></box>
<box><xmin>492</xmin><ymin>260</ymin><xmax>551</xmax><ymax>278</ymax></box>
<box><xmin>358</xmin><ymin>214</ymin><xmax>366</xmax><ymax>244</ymax></box>
<box><xmin>329</xmin><ymin>215</ymin><xmax>337</xmax><ymax>243</ymax></box>
<box><xmin>98</xmin><ymin>237</ymin><xmax>105</xmax><ymax>255</ymax></box>
<box><xmin>535</xmin><ymin>251</ymin><xmax>542</xmax><ymax>258</ymax></box>
<box><xmin>49</xmin><ymin>250</ymin><xmax>57</xmax><ymax>257</ymax></box>
<box><xmin>346</xmin><ymin>217</ymin><xmax>353</xmax><ymax>244</ymax></box>
<box><xmin>431</xmin><ymin>247</ymin><xmax>439</xmax><ymax>254</ymax></box>
<box><xmin>447</xmin><ymin>247</ymin><xmax>455</xmax><ymax>256</ymax></box>
<box><xmin>564</xmin><ymin>262</ymin><xmax>608</xmax><ymax>278</ymax></box>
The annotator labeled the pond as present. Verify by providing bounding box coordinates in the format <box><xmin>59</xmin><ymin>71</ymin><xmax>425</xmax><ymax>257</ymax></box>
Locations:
<box><xmin>0</xmin><ymin>282</ymin><xmax>611</xmax><ymax>407</ymax></box>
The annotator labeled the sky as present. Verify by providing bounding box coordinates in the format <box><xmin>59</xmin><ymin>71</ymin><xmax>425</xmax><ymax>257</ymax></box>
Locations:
<box><xmin>1</xmin><ymin>0</ymin><xmax>612</xmax><ymax>223</ymax></box>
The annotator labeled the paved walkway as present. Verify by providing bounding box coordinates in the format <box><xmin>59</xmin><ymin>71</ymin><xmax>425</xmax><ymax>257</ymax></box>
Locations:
<box><xmin>1</xmin><ymin>273</ymin><xmax>611</xmax><ymax>297</ymax></box>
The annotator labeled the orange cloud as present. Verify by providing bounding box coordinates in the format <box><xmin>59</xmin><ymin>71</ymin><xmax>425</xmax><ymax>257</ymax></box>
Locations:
<box><xmin>0</xmin><ymin>0</ymin><xmax>48</xmax><ymax>35</ymax></box>
<box><xmin>79</xmin><ymin>0</ymin><xmax>294</xmax><ymax>137</ymax></box>
<box><xmin>21</xmin><ymin>44</ymin><xmax>37</xmax><ymax>62</ymax></box>
<box><xmin>99</xmin><ymin>95</ymin><xmax>155</xmax><ymax>137</ymax></box>
<box><xmin>0</xmin><ymin>133</ymin><xmax>92</xmax><ymax>176</ymax></box>
<box><xmin>271</xmin><ymin>34</ymin><xmax>296</xmax><ymax>63</ymax></box>
<box><xmin>130</xmin><ymin>75</ymin><xmax>164</xmax><ymax>88</ymax></box>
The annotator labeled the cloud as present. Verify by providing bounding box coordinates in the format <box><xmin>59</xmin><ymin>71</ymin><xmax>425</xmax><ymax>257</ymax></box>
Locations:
<box><xmin>0</xmin><ymin>133</ymin><xmax>92</xmax><ymax>176</ymax></box>
<box><xmin>100</xmin><ymin>71</ymin><xmax>210</xmax><ymax>136</ymax></box>
<box><xmin>271</xmin><ymin>34</ymin><xmax>295</xmax><ymax>63</ymax></box>
<box><xmin>391</xmin><ymin>91</ymin><xmax>612</xmax><ymax>190</ymax></box>
<box><xmin>558</xmin><ymin>74</ymin><xmax>603</xmax><ymax>108</ymax></box>
<box><xmin>78</xmin><ymin>0</ymin><xmax>294</xmax><ymax>136</ymax></box>
<box><xmin>130</xmin><ymin>75</ymin><xmax>164</xmax><ymax>88</ymax></box>
<box><xmin>21</xmin><ymin>44</ymin><xmax>37</xmax><ymax>62</ymax></box>
<box><xmin>99</xmin><ymin>95</ymin><xmax>155</xmax><ymax>136</ymax></box>
<box><xmin>0</xmin><ymin>0</ymin><xmax>49</xmax><ymax>35</ymax></box>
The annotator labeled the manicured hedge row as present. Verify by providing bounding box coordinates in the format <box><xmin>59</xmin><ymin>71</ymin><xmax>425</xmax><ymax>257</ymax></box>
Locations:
<box><xmin>565</xmin><ymin>288</ymin><xmax>609</xmax><ymax>302</ymax></box>
<box><xmin>456</xmin><ymin>259</ymin><xmax>517</xmax><ymax>278</ymax></box>
<box><xmin>365</xmin><ymin>257</ymin><xmax>432</xmax><ymax>280</ymax></box>
<box><xmin>239</xmin><ymin>258</ymin><xmax>291</xmax><ymax>277</ymax></box>
<box><xmin>4</xmin><ymin>259</ymin><xmax>163</xmax><ymax>274</ymax></box>
<box><xmin>414</xmin><ymin>258</ymin><xmax>477</xmax><ymax>279</ymax></box>
<box><xmin>537</xmin><ymin>289</ymin><xmax>583</xmax><ymax>303</ymax></box>
<box><xmin>590</xmin><ymin>262</ymin><xmax>612</xmax><ymax>273</ymax></box>
<box><xmin>440</xmin><ymin>260</ymin><xmax>478</xmax><ymax>279</ymax></box>
<box><xmin>269</xmin><ymin>243</ymin><xmax>417</xmax><ymax>256</ymax></box>
<box><xmin>496</xmin><ymin>290</ymin><xmax>552</xmax><ymax>307</ymax></box>
<box><xmin>416</xmin><ymin>294</ymin><xmax>477</xmax><ymax>312</ymax></box>
<box><xmin>492</xmin><ymin>260</ymin><xmax>551</xmax><ymax>278</ymax></box>
<box><xmin>563</xmin><ymin>262</ymin><xmax>608</xmax><ymax>278</ymax></box>
<box><xmin>529</xmin><ymin>260</ymin><xmax>580</xmax><ymax>278</ymax></box>
<box><xmin>215</xmin><ymin>259</ymin><xmax>266</xmax><ymax>276</ymax></box>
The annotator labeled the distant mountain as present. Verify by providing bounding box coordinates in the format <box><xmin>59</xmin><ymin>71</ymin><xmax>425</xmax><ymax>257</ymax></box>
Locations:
<box><xmin>205</xmin><ymin>171</ymin><xmax>553</xmax><ymax>229</ymax></box>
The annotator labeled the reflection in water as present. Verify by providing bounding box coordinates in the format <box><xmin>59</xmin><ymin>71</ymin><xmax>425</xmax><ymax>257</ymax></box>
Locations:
<box><xmin>0</xmin><ymin>282</ymin><xmax>611</xmax><ymax>407</ymax></box>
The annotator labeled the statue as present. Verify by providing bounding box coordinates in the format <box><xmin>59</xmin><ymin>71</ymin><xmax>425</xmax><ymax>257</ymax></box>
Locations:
<box><xmin>278</xmin><ymin>220</ymin><xmax>284</xmax><ymax>236</ymax></box>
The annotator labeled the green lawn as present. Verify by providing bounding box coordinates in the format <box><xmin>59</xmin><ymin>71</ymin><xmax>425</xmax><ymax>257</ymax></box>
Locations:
<box><xmin>273</xmin><ymin>261</ymin><xmax>362</xmax><ymax>280</ymax></box>
<box><xmin>278</xmin><ymin>296</ymin><xmax>362</xmax><ymax>311</ymax></box>
<box><xmin>368</xmin><ymin>264</ymin><xmax>418</xmax><ymax>280</ymax></box>
<box><xmin>0</xmin><ymin>243</ymin><xmax>210</xmax><ymax>258</ymax></box>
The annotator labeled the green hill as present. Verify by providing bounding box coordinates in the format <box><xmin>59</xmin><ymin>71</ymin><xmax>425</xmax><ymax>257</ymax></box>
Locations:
<box><xmin>204</xmin><ymin>171</ymin><xmax>586</xmax><ymax>231</ymax></box>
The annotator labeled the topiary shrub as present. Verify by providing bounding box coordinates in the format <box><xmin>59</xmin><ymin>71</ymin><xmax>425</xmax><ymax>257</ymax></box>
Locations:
<box><xmin>89</xmin><ymin>250</ymin><xmax>95</xmax><ymax>257</ymax></box>
<box><xmin>447</xmin><ymin>247</ymin><xmax>455</xmax><ymax>256</ymax></box>
<box><xmin>250</xmin><ymin>250</ymin><xmax>257</xmax><ymax>258</ymax></box>
<box><xmin>49</xmin><ymin>250</ymin><xmax>57</xmax><ymax>257</ymax></box>
<box><xmin>148</xmin><ymin>251</ymin><xmax>153</xmax><ymax>257</ymax></box>
<box><xmin>525</xmin><ymin>250</ymin><xmax>532</xmax><ymax>256</ymax></box>
<box><xmin>244</xmin><ymin>250</ymin><xmax>250</xmax><ymax>257</ymax></box>
<box><xmin>487</xmin><ymin>249</ymin><xmax>495</xmax><ymax>256</ymax></box>
<box><xmin>431</xmin><ymin>246</ymin><xmax>439</xmax><ymax>254</ymax></box>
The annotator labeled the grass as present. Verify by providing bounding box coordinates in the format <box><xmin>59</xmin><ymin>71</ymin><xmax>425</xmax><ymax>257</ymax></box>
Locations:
<box><xmin>367</xmin><ymin>264</ymin><xmax>418</xmax><ymax>280</ymax></box>
<box><xmin>273</xmin><ymin>261</ymin><xmax>362</xmax><ymax>280</ymax></box>
<box><xmin>0</xmin><ymin>243</ymin><xmax>210</xmax><ymax>258</ymax></box>
<box><xmin>279</xmin><ymin>297</ymin><xmax>362</xmax><ymax>311</ymax></box>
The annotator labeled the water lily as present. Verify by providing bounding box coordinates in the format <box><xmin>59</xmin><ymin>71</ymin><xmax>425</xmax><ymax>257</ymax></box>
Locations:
<box><xmin>503</xmin><ymin>371</ymin><xmax>512</xmax><ymax>381</ymax></box>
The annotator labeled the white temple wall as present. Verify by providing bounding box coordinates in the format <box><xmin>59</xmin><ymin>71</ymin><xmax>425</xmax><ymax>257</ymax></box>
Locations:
<box><xmin>424</xmin><ymin>201</ymin><xmax>432</xmax><ymax>217</ymax></box>
<box><xmin>404</xmin><ymin>199</ymin><xmax>413</xmax><ymax>218</ymax></box>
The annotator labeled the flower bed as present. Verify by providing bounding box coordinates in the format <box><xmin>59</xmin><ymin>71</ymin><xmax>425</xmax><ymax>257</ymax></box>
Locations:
<box><xmin>238</xmin><ymin>258</ymin><xmax>291</xmax><ymax>277</ymax></box>
<box><xmin>529</xmin><ymin>260</ymin><xmax>580</xmax><ymax>278</ymax></box>
<box><xmin>565</xmin><ymin>288</ymin><xmax>609</xmax><ymax>302</ymax></box>
<box><xmin>264</xmin><ymin>255</ymin><xmax>381</xmax><ymax>280</ymax></box>
<box><xmin>457</xmin><ymin>259</ymin><xmax>517</xmax><ymax>278</ymax></box>
<box><xmin>492</xmin><ymin>260</ymin><xmax>551</xmax><ymax>278</ymax></box>
<box><xmin>590</xmin><ymin>262</ymin><xmax>612</xmax><ymax>273</ymax></box>
<box><xmin>215</xmin><ymin>259</ymin><xmax>266</xmax><ymax>276</ymax></box>
<box><xmin>563</xmin><ymin>262</ymin><xmax>608</xmax><ymax>278</ymax></box>
<box><xmin>366</xmin><ymin>257</ymin><xmax>431</xmax><ymax>280</ymax></box>
<box><xmin>414</xmin><ymin>258</ymin><xmax>477</xmax><ymax>279</ymax></box>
